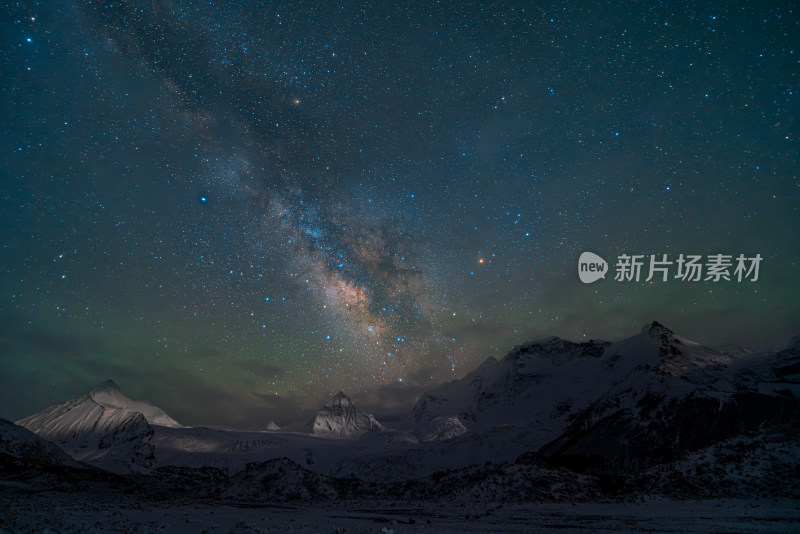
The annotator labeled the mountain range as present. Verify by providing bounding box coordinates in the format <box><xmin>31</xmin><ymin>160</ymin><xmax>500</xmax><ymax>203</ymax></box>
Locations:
<box><xmin>5</xmin><ymin>321</ymin><xmax>800</xmax><ymax>502</ymax></box>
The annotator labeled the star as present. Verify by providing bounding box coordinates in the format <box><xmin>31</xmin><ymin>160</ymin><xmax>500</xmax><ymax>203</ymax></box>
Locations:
<box><xmin>0</xmin><ymin>0</ymin><xmax>795</xmax><ymax>428</ymax></box>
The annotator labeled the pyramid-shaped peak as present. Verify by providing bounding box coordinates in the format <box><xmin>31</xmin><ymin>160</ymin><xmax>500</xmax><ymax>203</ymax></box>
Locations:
<box><xmin>265</xmin><ymin>420</ymin><xmax>281</xmax><ymax>431</ymax></box>
<box><xmin>89</xmin><ymin>379</ymin><xmax>137</xmax><ymax>406</ymax></box>
<box><xmin>311</xmin><ymin>391</ymin><xmax>381</xmax><ymax>438</ymax></box>
<box><xmin>328</xmin><ymin>391</ymin><xmax>353</xmax><ymax>407</ymax></box>
<box><xmin>91</xmin><ymin>379</ymin><xmax>123</xmax><ymax>394</ymax></box>
<box><xmin>84</xmin><ymin>380</ymin><xmax>182</xmax><ymax>428</ymax></box>
<box><xmin>641</xmin><ymin>321</ymin><xmax>674</xmax><ymax>338</ymax></box>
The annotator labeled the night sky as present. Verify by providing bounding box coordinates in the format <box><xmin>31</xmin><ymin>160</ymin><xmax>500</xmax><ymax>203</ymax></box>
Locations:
<box><xmin>1</xmin><ymin>1</ymin><xmax>797</xmax><ymax>428</ymax></box>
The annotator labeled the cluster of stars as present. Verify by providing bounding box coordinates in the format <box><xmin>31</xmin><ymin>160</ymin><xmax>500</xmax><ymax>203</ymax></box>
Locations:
<box><xmin>0</xmin><ymin>1</ymin><xmax>796</xmax><ymax>427</ymax></box>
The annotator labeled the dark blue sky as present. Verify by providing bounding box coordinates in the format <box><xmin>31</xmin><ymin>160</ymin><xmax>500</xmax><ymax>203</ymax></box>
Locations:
<box><xmin>1</xmin><ymin>1</ymin><xmax>797</xmax><ymax>428</ymax></box>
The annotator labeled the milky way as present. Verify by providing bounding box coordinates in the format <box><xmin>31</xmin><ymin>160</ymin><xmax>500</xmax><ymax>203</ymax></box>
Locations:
<box><xmin>1</xmin><ymin>1</ymin><xmax>797</xmax><ymax>428</ymax></box>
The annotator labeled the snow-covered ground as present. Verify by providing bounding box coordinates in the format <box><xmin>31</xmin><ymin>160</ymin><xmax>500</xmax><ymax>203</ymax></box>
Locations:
<box><xmin>1</xmin><ymin>491</ymin><xmax>798</xmax><ymax>533</ymax></box>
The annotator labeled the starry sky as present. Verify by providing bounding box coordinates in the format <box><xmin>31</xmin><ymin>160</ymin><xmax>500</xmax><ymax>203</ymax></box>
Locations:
<box><xmin>1</xmin><ymin>1</ymin><xmax>797</xmax><ymax>428</ymax></box>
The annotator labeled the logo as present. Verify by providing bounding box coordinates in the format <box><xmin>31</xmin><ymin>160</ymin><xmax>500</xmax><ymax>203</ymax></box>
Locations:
<box><xmin>578</xmin><ymin>252</ymin><xmax>762</xmax><ymax>284</ymax></box>
<box><xmin>578</xmin><ymin>252</ymin><xmax>608</xmax><ymax>284</ymax></box>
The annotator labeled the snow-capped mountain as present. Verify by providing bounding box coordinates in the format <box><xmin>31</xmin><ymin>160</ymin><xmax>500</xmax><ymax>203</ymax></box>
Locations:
<box><xmin>406</xmin><ymin>321</ymin><xmax>799</xmax><ymax>470</ymax></box>
<box><xmin>413</xmin><ymin>335</ymin><xmax>613</xmax><ymax>431</ymax></box>
<box><xmin>6</xmin><ymin>320</ymin><xmax>800</xmax><ymax>534</ymax></box>
<box><xmin>411</xmin><ymin>333</ymin><xmax>617</xmax><ymax>458</ymax></box>
<box><xmin>18</xmin><ymin>379</ymin><xmax>182</xmax><ymax>432</ymax></box>
<box><xmin>11</xmin><ymin>322</ymin><xmax>799</xmax><ymax>490</ymax></box>
<box><xmin>333</xmin><ymin>322</ymin><xmax>725</xmax><ymax>478</ymax></box>
<box><xmin>16</xmin><ymin>379</ymin><xmax>181</xmax><ymax>473</ymax></box>
<box><xmin>265</xmin><ymin>420</ymin><xmax>281</xmax><ymax>431</ymax></box>
<box><xmin>309</xmin><ymin>391</ymin><xmax>382</xmax><ymax>438</ymax></box>
<box><xmin>531</xmin><ymin>323</ymin><xmax>800</xmax><ymax>472</ymax></box>
<box><xmin>413</xmin><ymin>322</ymin><xmax>740</xmax><ymax>427</ymax></box>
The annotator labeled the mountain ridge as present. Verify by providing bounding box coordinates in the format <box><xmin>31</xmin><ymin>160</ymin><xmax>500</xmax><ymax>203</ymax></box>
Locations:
<box><xmin>13</xmin><ymin>322</ymin><xmax>800</xmax><ymax>483</ymax></box>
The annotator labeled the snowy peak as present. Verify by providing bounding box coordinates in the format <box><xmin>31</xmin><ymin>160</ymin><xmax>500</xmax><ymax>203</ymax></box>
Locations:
<box><xmin>310</xmin><ymin>391</ymin><xmax>382</xmax><ymax>438</ymax></box>
<box><xmin>15</xmin><ymin>381</ymin><xmax>171</xmax><ymax>473</ymax></box>
<box><xmin>641</xmin><ymin>320</ymin><xmax>675</xmax><ymax>339</ymax></box>
<box><xmin>89</xmin><ymin>379</ymin><xmax>133</xmax><ymax>407</ymax></box>
<box><xmin>613</xmin><ymin>321</ymin><xmax>733</xmax><ymax>378</ymax></box>
<box><xmin>91</xmin><ymin>378</ymin><xmax>123</xmax><ymax>394</ymax></box>
<box><xmin>89</xmin><ymin>379</ymin><xmax>132</xmax><ymax>408</ymax></box>
<box><xmin>327</xmin><ymin>391</ymin><xmax>354</xmax><ymax>409</ymax></box>
<box><xmin>265</xmin><ymin>420</ymin><xmax>281</xmax><ymax>431</ymax></box>
<box><xmin>86</xmin><ymin>380</ymin><xmax>182</xmax><ymax>428</ymax></box>
<box><xmin>634</xmin><ymin>320</ymin><xmax>686</xmax><ymax>362</ymax></box>
<box><xmin>413</xmin><ymin>322</ymin><xmax>739</xmax><ymax>431</ymax></box>
<box><xmin>17</xmin><ymin>380</ymin><xmax>181</xmax><ymax>443</ymax></box>
<box><xmin>412</xmin><ymin>337</ymin><xmax>613</xmax><ymax>431</ymax></box>
<box><xmin>633</xmin><ymin>320</ymin><xmax>683</xmax><ymax>357</ymax></box>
